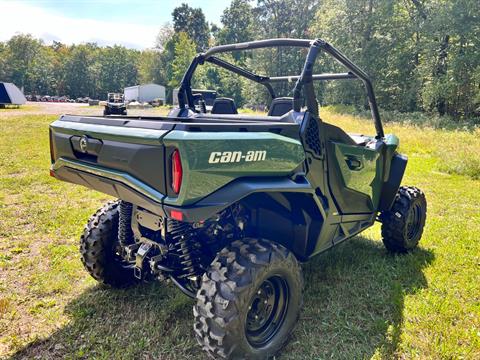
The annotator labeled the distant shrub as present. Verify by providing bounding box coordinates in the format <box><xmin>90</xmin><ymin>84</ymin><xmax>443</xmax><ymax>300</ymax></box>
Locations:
<box><xmin>324</xmin><ymin>104</ymin><xmax>480</xmax><ymax>131</ymax></box>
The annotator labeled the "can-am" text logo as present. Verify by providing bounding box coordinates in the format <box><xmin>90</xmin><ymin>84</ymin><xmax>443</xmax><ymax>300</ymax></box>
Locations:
<box><xmin>208</xmin><ymin>150</ymin><xmax>267</xmax><ymax>164</ymax></box>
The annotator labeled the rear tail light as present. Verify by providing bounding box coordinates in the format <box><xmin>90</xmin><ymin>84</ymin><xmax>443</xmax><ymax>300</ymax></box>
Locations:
<box><xmin>171</xmin><ymin>149</ymin><xmax>183</xmax><ymax>194</ymax></box>
<box><xmin>49</xmin><ymin>128</ymin><xmax>55</xmax><ymax>164</ymax></box>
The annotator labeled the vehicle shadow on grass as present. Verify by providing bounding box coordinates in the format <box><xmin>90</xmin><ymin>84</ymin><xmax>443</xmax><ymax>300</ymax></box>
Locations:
<box><xmin>283</xmin><ymin>236</ymin><xmax>434</xmax><ymax>359</ymax></box>
<box><xmin>11</xmin><ymin>236</ymin><xmax>434</xmax><ymax>360</ymax></box>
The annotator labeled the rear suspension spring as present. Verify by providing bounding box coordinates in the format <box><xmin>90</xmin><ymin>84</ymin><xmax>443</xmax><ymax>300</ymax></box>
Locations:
<box><xmin>118</xmin><ymin>201</ymin><xmax>134</xmax><ymax>247</ymax></box>
<box><xmin>169</xmin><ymin>220</ymin><xmax>201</xmax><ymax>278</ymax></box>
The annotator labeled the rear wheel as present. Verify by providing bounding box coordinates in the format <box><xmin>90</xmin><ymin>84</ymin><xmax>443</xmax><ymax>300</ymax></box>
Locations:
<box><xmin>380</xmin><ymin>186</ymin><xmax>427</xmax><ymax>253</ymax></box>
<box><xmin>80</xmin><ymin>200</ymin><xmax>137</xmax><ymax>287</ymax></box>
<box><xmin>194</xmin><ymin>238</ymin><xmax>303</xmax><ymax>359</ymax></box>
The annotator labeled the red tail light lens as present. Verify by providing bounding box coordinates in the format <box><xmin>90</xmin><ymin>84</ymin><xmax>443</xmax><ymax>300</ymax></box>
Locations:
<box><xmin>171</xmin><ymin>149</ymin><xmax>183</xmax><ymax>194</ymax></box>
<box><xmin>49</xmin><ymin>128</ymin><xmax>55</xmax><ymax>164</ymax></box>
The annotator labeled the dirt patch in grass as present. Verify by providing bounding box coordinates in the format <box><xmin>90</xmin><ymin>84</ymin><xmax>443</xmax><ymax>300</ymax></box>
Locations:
<box><xmin>0</xmin><ymin>102</ymin><xmax>171</xmax><ymax>119</ymax></box>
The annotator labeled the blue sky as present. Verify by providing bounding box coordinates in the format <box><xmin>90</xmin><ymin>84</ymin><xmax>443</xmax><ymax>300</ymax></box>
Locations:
<box><xmin>0</xmin><ymin>0</ymin><xmax>232</xmax><ymax>49</ymax></box>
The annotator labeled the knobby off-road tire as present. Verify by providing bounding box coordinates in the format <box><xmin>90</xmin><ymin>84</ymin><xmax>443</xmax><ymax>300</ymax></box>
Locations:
<box><xmin>80</xmin><ymin>200</ymin><xmax>137</xmax><ymax>287</ymax></box>
<box><xmin>194</xmin><ymin>238</ymin><xmax>303</xmax><ymax>359</ymax></box>
<box><xmin>381</xmin><ymin>186</ymin><xmax>427</xmax><ymax>253</ymax></box>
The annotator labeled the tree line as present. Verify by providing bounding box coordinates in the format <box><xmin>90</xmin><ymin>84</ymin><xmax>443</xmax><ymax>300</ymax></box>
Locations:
<box><xmin>0</xmin><ymin>0</ymin><xmax>478</xmax><ymax>118</ymax></box>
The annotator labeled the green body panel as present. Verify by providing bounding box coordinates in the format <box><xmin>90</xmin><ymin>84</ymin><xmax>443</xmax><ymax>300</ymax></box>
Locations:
<box><xmin>333</xmin><ymin>143</ymin><xmax>381</xmax><ymax>204</ymax></box>
<box><xmin>385</xmin><ymin>134</ymin><xmax>399</xmax><ymax>148</ymax></box>
<box><xmin>383</xmin><ymin>134</ymin><xmax>400</xmax><ymax>182</ymax></box>
<box><xmin>163</xmin><ymin>131</ymin><xmax>305</xmax><ymax>206</ymax></box>
<box><xmin>50</xmin><ymin>120</ymin><xmax>168</xmax><ymax>145</ymax></box>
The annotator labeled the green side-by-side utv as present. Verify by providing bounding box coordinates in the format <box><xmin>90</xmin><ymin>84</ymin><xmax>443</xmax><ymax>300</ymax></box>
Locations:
<box><xmin>49</xmin><ymin>39</ymin><xmax>427</xmax><ymax>359</ymax></box>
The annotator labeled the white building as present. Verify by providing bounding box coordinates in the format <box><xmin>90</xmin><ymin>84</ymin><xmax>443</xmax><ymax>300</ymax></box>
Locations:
<box><xmin>124</xmin><ymin>84</ymin><xmax>166</xmax><ymax>103</ymax></box>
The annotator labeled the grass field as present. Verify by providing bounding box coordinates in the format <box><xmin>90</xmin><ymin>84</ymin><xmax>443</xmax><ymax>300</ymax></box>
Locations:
<box><xmin>0</xmin><ymin>108</ymin><xmax>479</xmax><ymax>359</ymax></box>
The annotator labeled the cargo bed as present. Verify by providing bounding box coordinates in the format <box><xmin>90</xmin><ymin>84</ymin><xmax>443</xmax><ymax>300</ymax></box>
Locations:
<box><xmin>49</xmin><ymin>113</ymin><xmax>306</xmax><ymax>216</ymax></box>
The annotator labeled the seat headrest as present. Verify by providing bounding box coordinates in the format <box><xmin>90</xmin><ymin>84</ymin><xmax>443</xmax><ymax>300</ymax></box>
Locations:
<box><xmin>268</xmin><ymin>97</ymin><xmax>293</xmax><ymax>116</ymax></box>
<box><xmin>211</xmin><ymin>97</ymin><xmax>238</xmax><ymax>114</ymax></box>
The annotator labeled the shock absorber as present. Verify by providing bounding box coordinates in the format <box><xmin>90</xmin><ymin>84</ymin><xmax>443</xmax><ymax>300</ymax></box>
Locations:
<box><xmin>169</xmin><ymin>220</ymin><xmax>200</xmax><ymax>279</ymax></box>
<box><xmin>118</xmin><ymin>201</ymin><xmax>134</xmax><ymax>247</ymax></box>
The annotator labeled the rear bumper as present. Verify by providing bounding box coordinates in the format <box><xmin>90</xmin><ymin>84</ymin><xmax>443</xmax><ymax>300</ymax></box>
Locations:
<box><xmin>51</xmin><ymin>158</ymin><xmax>166</xmax><ymax>216</ymax></box>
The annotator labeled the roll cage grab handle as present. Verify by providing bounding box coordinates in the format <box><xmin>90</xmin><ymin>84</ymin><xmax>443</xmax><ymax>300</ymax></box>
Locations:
<box><xmin>177</xmin><ymin>38</ymin><xmax>384</xmax><ymax>139</ymax></box>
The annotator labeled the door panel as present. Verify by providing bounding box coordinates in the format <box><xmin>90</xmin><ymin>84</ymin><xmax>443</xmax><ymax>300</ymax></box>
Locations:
<box><xmin>333</xmin><ymin>142</ymin><xmax>380</xmax><ymax>202</ymax></box>
<box><xmin>323</xmin><ymin>123</ymin><xmax>384</xmax><ymax>214</ymax></box>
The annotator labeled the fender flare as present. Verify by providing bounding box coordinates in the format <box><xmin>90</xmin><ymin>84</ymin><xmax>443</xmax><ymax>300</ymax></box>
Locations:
<box><xmin>378</xmin><ymin>153</ymin><xmax>408</xmax><ymax>211</ymax></box>
<box><xmin>163</xmin><ymin>176</ymin><xmax>314</xmax><ymax>222</ymax></box>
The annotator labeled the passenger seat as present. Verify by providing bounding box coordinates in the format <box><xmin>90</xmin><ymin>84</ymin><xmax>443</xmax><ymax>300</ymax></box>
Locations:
<box><xmin>268</xmin><ymin>97</ymin><xmax>293</xmax><ymax>116</ymax></box>
<box><xmin>211</xmin><ymin>97</ymin><xmax>238</xmax><ymax>114</ymax></box>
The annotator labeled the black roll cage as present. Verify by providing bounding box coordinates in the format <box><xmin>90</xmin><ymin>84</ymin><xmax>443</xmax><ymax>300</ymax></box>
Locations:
<box><xmin>177</xmin><ymin>38</ymin><xmax>384</xmax><ymax>138</ymax></box>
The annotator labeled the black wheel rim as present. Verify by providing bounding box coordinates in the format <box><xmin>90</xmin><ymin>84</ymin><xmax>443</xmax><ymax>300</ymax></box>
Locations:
<box><xmin>406</xmin><ymin>203</ymin><xmax>422</xmax><ymax>243</ymax></box>
<box><xmin>245</xmin><ymin>275</ymin><xmax>289</xmax><ymax>348</ymax></box>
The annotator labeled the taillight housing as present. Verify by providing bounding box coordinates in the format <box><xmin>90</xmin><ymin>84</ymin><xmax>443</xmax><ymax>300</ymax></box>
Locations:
<box><xmin>49</xmin><ymin>128</ymin><xmax>55</xmax><ymax>164</ymax></box>
<box><xmin>171</xmin><ymin>149</ymin><xmax>182</xmax><ymax>194</ymax></box>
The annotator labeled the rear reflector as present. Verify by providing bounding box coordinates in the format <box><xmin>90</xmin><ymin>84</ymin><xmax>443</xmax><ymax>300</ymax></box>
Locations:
<box><xmin>170</xmin><ymin>210</ymin><xmax>183</xmax><ymax>221</ymax></box>
<box><xmin>171</xmin><ymin>149</ymin><xmax>183</xmax><ymax>194</ymax></box>
<box><xmin>49</xmin><ymin>169</ymin><xmax>56</xmax><ymax>178</ymax></box>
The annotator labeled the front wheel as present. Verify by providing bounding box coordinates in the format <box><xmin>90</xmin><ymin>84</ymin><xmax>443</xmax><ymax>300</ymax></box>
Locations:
<box><xmin>380</xmin><ymin>186</ymin><xmax>427</xmax><ymax>253</ymax></box>
<box><xmin>194</xmin><ymin>238</ymin><xmax>303</xmax><ymax>359</ymax></box>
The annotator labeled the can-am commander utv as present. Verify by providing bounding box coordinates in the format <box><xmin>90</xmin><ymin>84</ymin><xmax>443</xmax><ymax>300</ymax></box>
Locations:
<box><xmin>49</xmin><ymin>38</ymin><xmax>427</xmax><ymax>359</ymax></box>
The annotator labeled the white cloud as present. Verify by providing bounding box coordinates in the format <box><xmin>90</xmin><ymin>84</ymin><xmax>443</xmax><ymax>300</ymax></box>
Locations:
<box><xmin>0</xmin><ymin>1</ymin><xmax>159</xmax><ymax>49</ymax></box>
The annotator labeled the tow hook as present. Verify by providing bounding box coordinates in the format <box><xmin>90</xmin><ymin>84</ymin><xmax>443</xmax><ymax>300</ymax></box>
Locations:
<box><xmin>134</xmin><ymin>242</ymin><xmax>153</xmax><ymax>279</ymax></box>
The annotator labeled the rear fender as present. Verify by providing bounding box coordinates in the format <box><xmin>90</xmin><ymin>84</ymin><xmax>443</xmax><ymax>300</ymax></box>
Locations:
<box><xmin>163</xmin><ymin>176</ymin><xmax>313</xmax><ymax>222</ymax></box>
<box><xmin>162</xmin><ymin>130</ymin><xmax>305</xmax><ymax>206</ymax></box>
<box><xmin>164</xmin><ymin>176</ymin><xmax>324</xmax><ymax>260</ymax></box>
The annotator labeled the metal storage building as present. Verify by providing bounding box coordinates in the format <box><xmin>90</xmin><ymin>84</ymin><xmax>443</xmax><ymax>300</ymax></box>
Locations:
<box><xmin>124</xmin><ymin>84</ymin><xmax>166</xmax><ymax>103</ymax></box>
<box><xmin>0</xmin><ymin>82</ymin><xmax>27</xmax><ymax>106</ymax></box>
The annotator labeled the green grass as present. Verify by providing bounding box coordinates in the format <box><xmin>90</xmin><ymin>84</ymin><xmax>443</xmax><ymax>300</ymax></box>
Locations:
<box><xmin>0</xmin><ymin>110</ymin><xmax>479</xmax><ymax>359</ymax></box>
